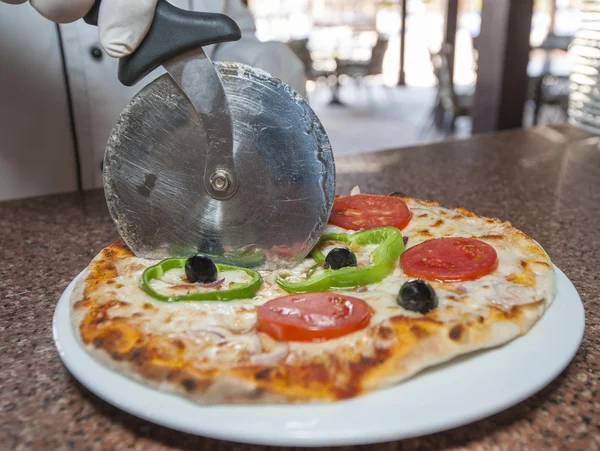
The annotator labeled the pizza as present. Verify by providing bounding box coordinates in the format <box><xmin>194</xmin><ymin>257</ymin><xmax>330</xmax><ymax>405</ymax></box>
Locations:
<box><xmin>70</xmin><ymin>191</ymin><xmax>556</xmax><ymax>403</ymax></box>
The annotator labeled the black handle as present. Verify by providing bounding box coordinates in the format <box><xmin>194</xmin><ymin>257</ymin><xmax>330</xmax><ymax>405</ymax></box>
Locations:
<box><xmin>83</xmin><ymin>0</ymin><xmax>241</xmax><ymax>86</ymax></box>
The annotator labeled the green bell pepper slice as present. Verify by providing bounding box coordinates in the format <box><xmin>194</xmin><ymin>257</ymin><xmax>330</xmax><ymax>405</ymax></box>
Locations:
<box><xmin>140</xmin><ymin>258</ymin><xmax>262</xmax><ymax>302</ymax></box>
<box><xmin>276</xmin><ymin>226</ymin><xmax>404</xmax><ymax>293</ymax></box>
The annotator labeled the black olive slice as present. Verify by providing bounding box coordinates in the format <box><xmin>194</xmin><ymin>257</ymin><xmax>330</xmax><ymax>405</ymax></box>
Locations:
<box><xmin>185</xmin><ymin>254</ymin><xmax>218</xmax><ymax>283</ymax></box>
<box><xmin>324</xmin><ymin>247</ymin><xmax>358</xmax><ymax>270</ymax></box>
<box><xmin>397</xmin><ymin>279</ymin><xmax>438</xmax><ymax>314</ymax></box>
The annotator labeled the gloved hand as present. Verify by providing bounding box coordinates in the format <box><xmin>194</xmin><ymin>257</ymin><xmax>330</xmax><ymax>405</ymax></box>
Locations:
<box><xmin>1</xmin><ymin>0</ymin><xmax>157</xmax><ymax>57</ymax></box>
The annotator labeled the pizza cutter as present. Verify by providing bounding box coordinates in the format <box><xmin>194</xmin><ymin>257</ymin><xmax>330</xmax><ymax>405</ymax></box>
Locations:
<box><xmin>84</xmin><ymin>0</ymin><xmax>335</xmax><ymax>270</ymax></box>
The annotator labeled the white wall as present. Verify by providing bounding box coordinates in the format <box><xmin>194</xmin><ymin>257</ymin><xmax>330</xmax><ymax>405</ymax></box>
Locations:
<box><xmin>0</xmin><ymin>2</ymin><xmax>78</xmax><ymax>201</ymax></box>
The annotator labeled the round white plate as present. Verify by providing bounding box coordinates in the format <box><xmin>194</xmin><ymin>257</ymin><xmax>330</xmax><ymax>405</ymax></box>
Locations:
<box><xmin>53</xmin><ymin>266</ymin><xmax>585</xmax><ymax>447</ymax></box>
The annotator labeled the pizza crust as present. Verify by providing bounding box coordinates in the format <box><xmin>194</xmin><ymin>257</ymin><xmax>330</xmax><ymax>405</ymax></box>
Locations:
<box><xmin>69</xmin><ymin>198</ymin><xmax>556</xmax><ymax>404</ymax></box>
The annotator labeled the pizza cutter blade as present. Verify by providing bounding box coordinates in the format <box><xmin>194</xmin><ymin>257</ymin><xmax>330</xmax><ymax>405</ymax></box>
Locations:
<box><xmin>85</xmin><ymin>0</ymin><xmax>335</xmax><ymax>270</ymax></box>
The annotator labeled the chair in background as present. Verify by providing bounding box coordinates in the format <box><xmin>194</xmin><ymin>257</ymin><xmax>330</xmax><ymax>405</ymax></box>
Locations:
<box><xmin>323</xmin><ymin>34</ymin><xmax>389</xmax><ymax>105</ymax></box>
<box><xmin>528</xmin><ymin>32</ymin><xmax>572</xmax><ymax>125</ymax></box>
<box><xmin>287</xmin><ymin>38</ymin><xmax>334</xmax><ymax>82</ymax></box>
<box><xmin>537</xmin><ymin>33</ymin><xmax>572</xmax><ymax>52</ymax></box>
<box><xmin>334</xmin><ymin>35</ymin><xmax>389</xmax><ymax>84</ymax></box>
<box><xmin>429</xmin><ymin>43</ymin><xmax>473</xmax><ymax>131</ymax></box>
<box><xmin>529</xmin><ymin>74</ymin><xmax>570</xmax><ymax>125</ymax></box>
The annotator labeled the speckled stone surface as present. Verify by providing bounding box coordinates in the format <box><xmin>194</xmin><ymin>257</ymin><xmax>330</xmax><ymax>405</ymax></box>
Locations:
<box><xmin>1</xmin><ymin>126</ymin><xmax>598</xmax><ymax>450</ymax></box>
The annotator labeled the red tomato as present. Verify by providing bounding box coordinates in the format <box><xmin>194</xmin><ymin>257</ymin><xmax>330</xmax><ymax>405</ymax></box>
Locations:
<box><xmin>400</xmin><ymin>237</ymin><xmax>498</xmax><ymax>282</ymax></box>
<box><xmin>257</xmin><ymin>293</ymin><xmax>373</xmax><ymax>342</ymax></box>
<box><xmin>329</xmin><ymin>194</ymin><xmax>412</xmax><ymax>230</ymax></box>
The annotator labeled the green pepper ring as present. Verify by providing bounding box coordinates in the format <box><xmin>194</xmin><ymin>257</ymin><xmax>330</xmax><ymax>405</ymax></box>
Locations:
<box><xmin>277</xmin><ymin>226</ymin><xmax>405</xmax><ymax>293</ymax></box>
<box><xmin>140</xmin><ymin>258</ymin><xmax>262</xmax><ymax>302</ymax></box>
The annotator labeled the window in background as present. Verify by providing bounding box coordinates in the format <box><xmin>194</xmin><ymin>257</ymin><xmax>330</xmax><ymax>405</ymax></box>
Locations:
<box><xmin>247</xmin><ymin>0</ymin><xmax>581</xmax><ymax>90</ymax></box>
<box><xmin>247</xmin><ymin>0</ymin><xmax>476</xmax><ymax>87</ymax></box>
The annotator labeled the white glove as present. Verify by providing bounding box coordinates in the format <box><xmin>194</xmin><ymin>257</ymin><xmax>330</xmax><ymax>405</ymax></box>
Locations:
<box><xmin>1</xmin><ymin>0</ymin><xmax>157</xmax><ymax>58</ymax></box>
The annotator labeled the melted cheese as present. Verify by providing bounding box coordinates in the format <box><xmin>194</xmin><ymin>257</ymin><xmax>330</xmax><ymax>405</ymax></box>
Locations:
<box><xmin>149</xmin><ymin>268</ymin><xmax>252</xmax><ymax>297</ymax></box>
<box><xmin>96</xmin><ymin>198</ymin><xmax>555</xmax><ymax>362</ymax></box>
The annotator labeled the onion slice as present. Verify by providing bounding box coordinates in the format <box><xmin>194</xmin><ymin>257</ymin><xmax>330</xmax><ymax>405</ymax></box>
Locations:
<box><xmin>456</xmin><ymin>285</ymin><xmax>468</xmax><ymax>294</ymax></box>
<box><xmin>199</xmin><ymin>278</ymin><xmax>225</xmax><ymax>288</ymax></box>
<box><xmin>185</xmin><ymin>326</ymin><xmax>232</xmax><ymax>339</ymax></box>
<box><xmin>250</xmin><ymin>334</ymin><xmax>290</xmax><ymax>365</ymax></box>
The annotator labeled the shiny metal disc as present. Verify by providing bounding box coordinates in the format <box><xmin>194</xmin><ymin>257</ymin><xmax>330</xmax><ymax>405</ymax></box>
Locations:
<box><xmin>103</xmin><ymin>62</ymin><xmax>335</xmax><ymax>269</ymax></box>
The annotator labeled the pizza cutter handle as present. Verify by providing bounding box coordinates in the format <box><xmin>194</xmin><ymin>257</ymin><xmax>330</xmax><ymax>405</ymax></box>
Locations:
<box><xmin>83</xmin><ymin>0</ymin><xmax>241</xmax><ymax>86</ymax></box>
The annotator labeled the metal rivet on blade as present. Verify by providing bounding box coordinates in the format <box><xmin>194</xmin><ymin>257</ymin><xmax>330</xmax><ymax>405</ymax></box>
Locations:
<box><xmin>210</xmin><ymin>170</ymin><xmax>231</xmax><ymax>193</ymax></box>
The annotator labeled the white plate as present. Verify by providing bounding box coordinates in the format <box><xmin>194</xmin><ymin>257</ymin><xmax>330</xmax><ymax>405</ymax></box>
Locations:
<box><xmin>53</xmin><ymin>266</ymin><xmax>585</xmax><ymax>447</ymax></box>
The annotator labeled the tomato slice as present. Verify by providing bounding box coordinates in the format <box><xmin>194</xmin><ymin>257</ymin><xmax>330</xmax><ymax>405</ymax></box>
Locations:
<box><xmin>257</xmin><ymin>293</ymin><xmax>373</xmax><ymax>342</ymax></box>
<box><xmin>329</xmin><ymin>194</ymin><xmax>412</xmax><ymax>231</ymax></box>
<box><xmin>400</xmin><ymin>237</ymin><xmax>498</xmax><ymax>282</ymax></box>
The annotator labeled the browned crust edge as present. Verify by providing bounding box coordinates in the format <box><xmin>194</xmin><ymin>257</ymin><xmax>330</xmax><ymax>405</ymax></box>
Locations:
<box><xmin>70</xmin><ymin>196</ymin><xmax>556</xmax><ymax>404</ymax></box>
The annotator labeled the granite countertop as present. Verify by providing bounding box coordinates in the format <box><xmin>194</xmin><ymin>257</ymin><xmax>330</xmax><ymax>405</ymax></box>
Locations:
<box><xmin>1</xmin><ymin>126</ymin><xmax>598</xmax><ymax>450</ymax></box>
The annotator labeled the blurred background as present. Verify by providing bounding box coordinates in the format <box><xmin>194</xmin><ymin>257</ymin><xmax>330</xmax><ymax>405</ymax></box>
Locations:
<box><xmin>0</xmin><ymin>0</ymin><xmax>589</xmax><ymax>201</ymax></box>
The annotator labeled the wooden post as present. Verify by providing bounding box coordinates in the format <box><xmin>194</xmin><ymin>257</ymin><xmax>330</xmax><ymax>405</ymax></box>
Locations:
<box><xmin>471</xmin><ymin>0</ymin><xmax>534</xmax><ymax>133</ymax></box>
<box><xmin>398</xmin><ymin>0</ymin><xmax>407</xmax><ymax>85</ymax></box>
<box><xmin>444</xmin><ymin>0</ymin><xmax>459</xmax><ymax>81</ymax></box>
<box><xmin>549</xmin><ymin>0</ymin><xmax>557</xmax><ymax>35</ymax></box>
